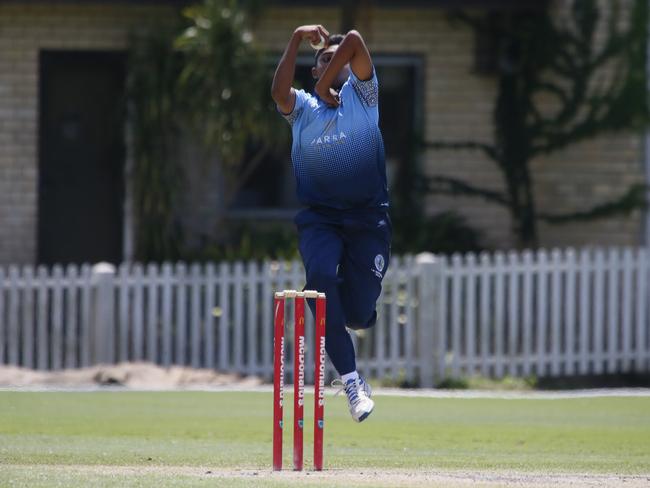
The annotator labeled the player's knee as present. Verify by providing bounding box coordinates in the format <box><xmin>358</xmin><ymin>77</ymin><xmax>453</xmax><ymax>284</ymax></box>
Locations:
<box><xmin>305</xmin><ymin>264</ymin><xmax>338</xmax><ymax>290</ymax></box>
<box><xmin>347</xmin><ymin>310</ymin><xmax>377</xmax><ymax>330</ymax></box>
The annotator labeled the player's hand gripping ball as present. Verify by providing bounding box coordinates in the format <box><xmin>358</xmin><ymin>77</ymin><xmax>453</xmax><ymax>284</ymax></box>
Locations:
<box><xmin>310</xmin><ymin>33</ymin><xmax>326</xmax><ymax>50</ymax></box>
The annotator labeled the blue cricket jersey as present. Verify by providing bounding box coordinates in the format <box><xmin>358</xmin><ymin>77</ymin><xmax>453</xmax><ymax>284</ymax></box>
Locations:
<box><xmin>282</xmin><ymin>68</ymin><xmax>389</xmax><ymax>211</ymax></box>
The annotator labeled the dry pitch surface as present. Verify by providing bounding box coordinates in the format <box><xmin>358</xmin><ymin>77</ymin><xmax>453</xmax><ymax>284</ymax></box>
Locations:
<box><xmin>3</xmin><ymin>464</ymin><xmax>650</xmax><ymax>487</ymax></box>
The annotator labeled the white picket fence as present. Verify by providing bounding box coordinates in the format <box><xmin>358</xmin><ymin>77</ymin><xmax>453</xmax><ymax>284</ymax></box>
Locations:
<box><xmin>0</xmin><ymin>247</ymin><xmax>649</xmax><ymax>387</ymax></box>
<box><xmin>0</xmin><ymin>257</ymin><xmax>431</xmax><ymax>385</ymax></box>
<box><xmin>437</xmin><ymin>248</ymin><xmax>650</xmax><ymax>380</ymax></box>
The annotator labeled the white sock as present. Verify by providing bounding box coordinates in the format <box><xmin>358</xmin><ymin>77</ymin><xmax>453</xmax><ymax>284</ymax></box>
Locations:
<box><xmin>341</xmin><ymin>371</ymin><xmax>359</xmax><ymax>383</ymax></box>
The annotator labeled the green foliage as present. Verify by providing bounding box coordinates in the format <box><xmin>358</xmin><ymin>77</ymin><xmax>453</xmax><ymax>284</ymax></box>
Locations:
<box><xmin>185</xmin><ymin>223</ymin><xmax>299</xmax><ymax>262</ymax></box>
<box><xmin>437</xmin><ymin>375</ymin><xmax>537</xmax><ymax>390</ymax></box>
<box><xmin>392</xmin><ymin>210</ymin><xmax>485</xmax><ymax>255</ymax></box>
<box><xmin>175</xmin><ymin>0</ymin><xmax>278</xmax><ymax>165</ymax></box>
<box><xmin>435</xmin><ymin>376</ymin><xmax>470</xmax><ymax>389</ymax></box>
<box><xmin>429</xmin><ymin>0</ymin><xmax>649</xmax><ymax>247</ymax></box>
<box><xmin>424</xmin><ymin>211</ymin><xmax>485</xmax><ymax>254</ymax></box>
<box><xmin>174</xmin><ymin>0</ymin><xmax>287</xmax><ymax>207</ymax></box>
<box><xmin>128</xmin><ymin>0</ymin><xmax>281</xmax><ymax>262</ymax></box>
<box><xmin>128</xmin><ymin>24</ymin><xmax>185</xmax><ymax>262</ymax></box>
<box><xmin>368</xmin><ymin>368</ymin><xmax>419</xmax><ymax>388</ymax></box>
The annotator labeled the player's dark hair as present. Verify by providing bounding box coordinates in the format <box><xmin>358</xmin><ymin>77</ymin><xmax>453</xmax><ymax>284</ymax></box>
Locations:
<box><xmin>314</xmin><ymin>34</ymin><xmax>345</xmax><ymax>66</ymax></box>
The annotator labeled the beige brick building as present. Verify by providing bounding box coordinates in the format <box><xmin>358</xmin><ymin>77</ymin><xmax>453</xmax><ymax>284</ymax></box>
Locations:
<box><xmin>0</xmin><ymin>1</ymin><xmax>647</xmax><ymax>265</ymax></box>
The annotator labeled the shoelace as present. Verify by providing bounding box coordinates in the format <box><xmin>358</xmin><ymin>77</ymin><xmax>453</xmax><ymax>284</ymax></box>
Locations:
<box><xmin>331</xmin><ymin>378</ymin><xmax>367</xmax><ymax>390</ymax></box>
<box><xmin>331</xmin><ymin>379</ymin><xmax>361</xmax><ymax>407</ymax></box>
<box><xmin>331</xmin><ymin>378</ymin><xmax>346</xmax><ymax>396</ymax></box>
<box><xmin>332</xmin><ymin>378</ymin><xmax>368</xmax><ymax>393</ymax></box>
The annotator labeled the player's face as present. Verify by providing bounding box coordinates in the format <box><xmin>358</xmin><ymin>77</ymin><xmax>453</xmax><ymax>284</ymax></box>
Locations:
<box><xmin>313</xmin><ymin>44</ymin><xmax>350</xmax><ymax>90</ymax></box>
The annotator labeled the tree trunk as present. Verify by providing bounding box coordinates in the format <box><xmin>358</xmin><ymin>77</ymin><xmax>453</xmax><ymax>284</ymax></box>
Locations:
<box><xmin>496</xmin><ymin>57</ymin><xmax>539</xmax><ymax>249</ymax></box>
<box><xmin>509</xmin><ymin>175</ymin><xmax>538</xmax><ymax>249</ymax></box>
<box><xmin>519</xmin><ymin>168</ymin><xmax>538</xmax><ymax>248</ymax></box>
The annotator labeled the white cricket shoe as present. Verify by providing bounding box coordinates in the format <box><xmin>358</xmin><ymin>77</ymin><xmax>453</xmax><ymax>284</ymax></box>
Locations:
<box><xmin>358</xmin><ymin>376</ymin><xmax>372</xmax><ymax>398</ymax></box>
<box><xmin>333</xmin><ymin>377</ymin><xmax>375</xmax><ymax>422</ymax></box>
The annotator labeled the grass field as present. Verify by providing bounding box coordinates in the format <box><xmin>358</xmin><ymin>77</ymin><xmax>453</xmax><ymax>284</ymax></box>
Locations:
<box><xmin>1</xmin><ymin>390</ymin><xmax>649</xmax><ymax>487</ymax></box>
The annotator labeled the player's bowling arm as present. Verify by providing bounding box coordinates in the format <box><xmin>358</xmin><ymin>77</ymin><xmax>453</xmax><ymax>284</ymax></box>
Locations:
<box><xmin>345</xmin><ymin>30</ymin><xmax>373</xmax><ymax>81</ymax></box>
<box><xmin>271</xmin><ymin>32</ymin><xmax>301</xmax><ymax>115</ymax></box>
<box><xmin>272</xmin><ymin>26</ymin><xmax>329</xmax><ymax>114</ymax></box>
<box><xmin>315</xmin><ymin>30</ymin><xmax>373</xmax><ymax>102</ymax></box>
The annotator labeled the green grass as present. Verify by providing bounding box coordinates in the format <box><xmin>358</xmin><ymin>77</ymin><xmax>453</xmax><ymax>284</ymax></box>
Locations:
<box><xmin>1</xmin><ymin>391</ymin><xmax>649</xmax><ymax>486</ymax></box>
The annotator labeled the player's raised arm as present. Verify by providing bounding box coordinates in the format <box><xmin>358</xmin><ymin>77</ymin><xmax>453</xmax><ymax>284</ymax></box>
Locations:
<box><xmin>271</xmin><ymin>25</ymin><xmax>330</xmax><ymax>115</ymax></box>
<box><xmin>314</xmin><ymin>30</ymin><xmax>372</xmax><ymax>107</ymax></box>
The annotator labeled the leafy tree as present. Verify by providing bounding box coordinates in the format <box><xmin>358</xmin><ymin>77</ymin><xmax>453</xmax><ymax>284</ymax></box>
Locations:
<box><xmin>129</xmin><ymin>24</ymin><xmax>185</xmax><ymax>261</ymax></box>
<box><xmin>427</xmin><ymin>0</ymin><xmax>648</xmax><ymax>248</ymax></box>
<box><xmin>128</xmin><ymin>0</ymin><xmax>283</xmax><ymax>261</ymax></box>
<box><xmin>175</xmin><ymin>0</ymin><xmax>285</xmax><ymax>205</ymax></box>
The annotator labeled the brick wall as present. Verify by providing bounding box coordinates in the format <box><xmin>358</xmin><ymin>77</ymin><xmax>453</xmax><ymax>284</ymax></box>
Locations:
<box><xmin>534</xmin><ymin>134</ymin><xmax>645</xmax><ymax>248</ymax></box>
<box><xmin>0</xmin><ymin>3</ymin><xmax>174</xmax><ymax>265</ymax></box>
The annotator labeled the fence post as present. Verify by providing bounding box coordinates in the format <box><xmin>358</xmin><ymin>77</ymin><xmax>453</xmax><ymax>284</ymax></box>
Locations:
<box><xmin>91</xmin><ymin>262</ymin><xmax>116</xmax><ymax>365</ymax></box>
<box><xmin>416</xmin><ymin>253</ymin><xmax>444</xmax><ymax>388</ymax></box>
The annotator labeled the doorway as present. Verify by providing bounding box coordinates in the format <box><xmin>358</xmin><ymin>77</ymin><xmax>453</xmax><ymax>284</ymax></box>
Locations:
<box><xmin>38</xmin><ymin>51</ymin><xmax>126</xmax><ymax>265</ymax></box>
